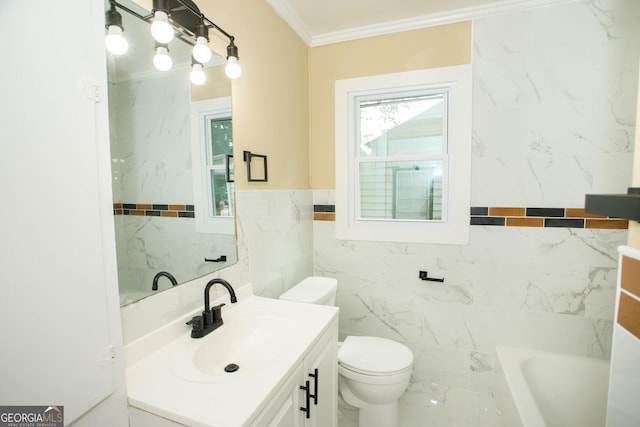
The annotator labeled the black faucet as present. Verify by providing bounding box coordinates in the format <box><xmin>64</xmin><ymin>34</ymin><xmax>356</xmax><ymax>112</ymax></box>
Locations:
<box><xmin>152</xmin><ymin>271</ymin><xmax>178</xmax><ymax>291</ymax></box>
<box><xmin>187</xmin><ymin>278</ymin><xmax>238</xmax><ymax>338</ymax></box>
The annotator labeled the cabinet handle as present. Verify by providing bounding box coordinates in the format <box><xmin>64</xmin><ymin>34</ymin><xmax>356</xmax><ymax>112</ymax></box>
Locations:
<box><xmin>299</xmin><ymin>380</ymin><xmax>311</xmax><ymax>419</ymax></box>
<box><xmin>309</xmin><ymin>368</ymin><xmax>318</xmax><ymax>405</ymax></box>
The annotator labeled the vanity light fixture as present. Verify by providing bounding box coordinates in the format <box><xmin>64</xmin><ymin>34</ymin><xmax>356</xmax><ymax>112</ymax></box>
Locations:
<box><xmin>153</xmin><ymin>44</ymin><xmax>173</xmax><ymax>71</ymax></box>
<box><xmin>104</xmin><ymin>0</ymin><xmax>128</xmax><ymax>55</ymax></box>
<box><xmin>190</xmin><ymin>62</ymin><xmax>206</xmax><ymax>85</ymax></box>
<box><xmin>104</xmin><ymin>0</ymin><xmax>241</xmax><ymax>84</ymax></box>
<box><xmin>150</xmin><ymin>0</ymin><xmax>174</xmax><ymax>44</ymax></box>
<box><xmin>192</xmin><ymin>23</ymin><xmax>212</xmax><ymax>64</ymax></box>
<box><xmin>225</xmin><ymin>39</ymin><xmax>241</xmax><ymax>79</ymax></box>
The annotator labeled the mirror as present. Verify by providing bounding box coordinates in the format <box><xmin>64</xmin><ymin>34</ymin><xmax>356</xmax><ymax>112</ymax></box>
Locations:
<box><xmin>106</xmin><ymin>0</ymin><xmax>237</xmax><ymax>305</ymax></box>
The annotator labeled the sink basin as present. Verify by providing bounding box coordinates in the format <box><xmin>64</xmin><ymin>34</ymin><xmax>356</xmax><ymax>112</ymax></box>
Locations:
<box><xmin>169</xmin><ymin>313</ymin><xmax>299</xmax><ymax>382</ymax></box>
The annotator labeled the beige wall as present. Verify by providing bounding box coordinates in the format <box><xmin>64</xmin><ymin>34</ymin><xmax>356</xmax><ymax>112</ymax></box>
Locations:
<box><xmin>309</xmin><ymin>22</ymin><xmax>473</xmax><ymax>189</ymax></box>
<box><xmin>202</xmin><ymin>0</ymin><xmax>311</xmax><ymax>190</ymax></box>
<box><xmin>191</xmin><ymin>65</ymin><xmax>232</xmax><ymax>101</ymax></box>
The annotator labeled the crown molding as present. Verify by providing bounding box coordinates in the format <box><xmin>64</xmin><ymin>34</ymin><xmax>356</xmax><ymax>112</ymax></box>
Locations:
<box><xmin>266</xmin><ymin>0</ymin><xmax>313</xmax><ymax>45</ymax></box>
<box><xmin>267</xmin><ymin>0</ymin><xmax>578</xmax><ymax>47</ymax></box>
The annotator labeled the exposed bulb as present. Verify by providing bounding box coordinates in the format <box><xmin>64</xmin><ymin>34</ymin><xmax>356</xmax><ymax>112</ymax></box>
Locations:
<box><xmin>105</xmin><ymin>25</ymin><xmax>128</xmax><ymax>55</ymax></box>
<box><xmin>153</xmin><ymin>46</ymin><xmax>172</xmax><ymax>71</ymax></box>
<box><xmin>192</xmin><ymin>36</ymin><xmax>212</xmax><ymax>64</ymax></box>
<box><xmin>225</xmin><ymin>56</ymin><xmax>241</xmax><ymax>79</ymax></box>
<box><xmin>190</xmin><ymin>63</ymin><xmax>206</xmax><ymax>86</ymax></box>
<box><xmin>150</xmin><ymin>10</ymin><xmax>173</xmax><ymax>43</ymax></box>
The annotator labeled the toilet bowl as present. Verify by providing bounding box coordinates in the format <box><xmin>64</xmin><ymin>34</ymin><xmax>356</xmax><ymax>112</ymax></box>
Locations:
<box><xmin>280</xmin><ymin>277</ymin><xmax>414</xmax><ymax>427</ymax></box>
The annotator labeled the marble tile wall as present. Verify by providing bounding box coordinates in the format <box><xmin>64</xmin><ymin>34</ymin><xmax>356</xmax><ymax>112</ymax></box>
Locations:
<box><xmin>113</xmin><ymin>214</ymin><xmax>237</xmax><ymax>300</ymax></box>
<box><xmin>472</xmin><ymin>0</ymin><xmax>640</xmax><ymax>207</ymax></box>
<box><xmin>235</xmin><ymin>190</ymin><xmax>315</xmax><ymax>298</ymax></box>
<box><xmin>313</xmin><ymin>1</ymin><xmax>640</xmax><ymax>426</ymax></box>
<box><xmin>109</xmin><ymin>68</ymin><xmax>193</xmax><ymax>204</ymax></box>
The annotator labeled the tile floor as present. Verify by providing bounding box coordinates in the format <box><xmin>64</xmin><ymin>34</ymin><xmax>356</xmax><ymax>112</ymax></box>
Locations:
<box><xmin>338</xmin><ymin>384</ymin><xmax>500</xmax><ymax>427</ymax></box>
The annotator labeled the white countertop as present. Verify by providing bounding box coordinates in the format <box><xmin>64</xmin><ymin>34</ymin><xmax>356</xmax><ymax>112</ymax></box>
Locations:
<box><xmin>125</xmin><ymin>284</ymin><xmax>339</xmax><ymax>427</ymax></box>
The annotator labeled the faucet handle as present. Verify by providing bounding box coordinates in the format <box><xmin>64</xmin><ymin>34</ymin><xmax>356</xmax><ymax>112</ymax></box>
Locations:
<box><xmin>211</xmin><ymin>303</ymin><xmax>225</xmax><ymax>322</ymax></box>
<box><xmin>186</xmin><ymin>315</ymin><xmax>203</xmax><ymax>333</ymax></box>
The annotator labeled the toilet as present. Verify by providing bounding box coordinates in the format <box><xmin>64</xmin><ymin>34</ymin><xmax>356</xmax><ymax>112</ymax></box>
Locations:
<box><xmin>280</xmin><ymin>276</ymin><xmax>413</xmax><ymax>427</ymax></box>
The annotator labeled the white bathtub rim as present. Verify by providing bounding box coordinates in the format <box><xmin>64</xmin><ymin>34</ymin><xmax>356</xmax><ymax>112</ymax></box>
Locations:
<box><xmin>495</xmin><ymin>346</ymin><xmax>610</xmax><ymax>427</ymax></box>
<box><xmin>495</xmin><ymin>346</ymin><xmax>547</xmax><ymax>427</ymax></box>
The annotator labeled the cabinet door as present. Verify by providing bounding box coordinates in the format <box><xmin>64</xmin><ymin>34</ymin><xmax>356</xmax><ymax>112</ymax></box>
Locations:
<box><xmin>266</xmin><ymin>391</ymin><xmax>300</xmax><ymax>427</ymax></box>
<box><xmin>251</xmin><ymin>363</ymin><xmax>304</xmax><ymax>427</ymax></box>
<box><xmin>303</xmin><ymin>323</ymin><xmax>338</xmax><ymax>427</ymax></box>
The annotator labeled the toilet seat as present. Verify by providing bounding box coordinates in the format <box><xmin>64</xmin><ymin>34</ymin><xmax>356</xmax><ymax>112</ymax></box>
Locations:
<box><xmin>338</xmin><ymin>363</ymin><xmax>412</xmax><ymax>386</ymax></box>
<box><xmin>338</xmin><ymin>336</ymin><xmax>413</xmax><ymax>376</ymax></box>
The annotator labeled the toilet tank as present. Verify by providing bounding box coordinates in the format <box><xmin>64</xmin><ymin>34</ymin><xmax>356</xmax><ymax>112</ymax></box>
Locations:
<box><xmin>279</xmin><ymin>276</ymin><xmax>337</xmax><ymax>306</ymax></box>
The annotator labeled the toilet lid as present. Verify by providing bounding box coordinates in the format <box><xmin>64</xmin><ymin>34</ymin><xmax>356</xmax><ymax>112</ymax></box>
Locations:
<box><xmin>338</xmin><ymin>336</ymin><xmax>413</xmax><ymax>374</ymax></box>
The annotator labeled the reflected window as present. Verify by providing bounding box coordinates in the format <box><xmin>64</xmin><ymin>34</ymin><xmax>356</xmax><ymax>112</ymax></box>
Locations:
<box><xmin>191</xmin><ymin>96</ymin><xmax>235</xmax><ymax>235</ymax></box>
<box><xmin>206</xmin><ymin>116</ymin><xmax>234</xmax><ymax>217</ymax></box>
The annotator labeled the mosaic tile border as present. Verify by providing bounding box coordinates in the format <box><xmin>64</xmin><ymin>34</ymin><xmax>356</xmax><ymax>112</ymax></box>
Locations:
<box><xmin>113</xmin><ymin>203</ymin><xmax>195</xmax><ymax>218</ymax></box>
<box><xmin>313</xmin><ymin>205</ymin><xmax>628</xmax><ymax>229</ymax></box>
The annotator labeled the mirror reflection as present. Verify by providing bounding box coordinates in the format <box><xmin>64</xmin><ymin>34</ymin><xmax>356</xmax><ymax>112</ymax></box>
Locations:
<box><xmin>106</xmin><ymin>0</ymin><xmax>238</xmax><ymax>305</ymax></box>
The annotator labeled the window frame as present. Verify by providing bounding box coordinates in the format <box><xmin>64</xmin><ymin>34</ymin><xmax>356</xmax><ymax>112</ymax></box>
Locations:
<box><xmin>335</xmin><ymin>65</ymin><xmax>472</xmax><ymax>244</ymax></box>
<box><xmin>190</xmin><ymin>96</ymin><xmax>235</xmax><ymax>235</ymax></box>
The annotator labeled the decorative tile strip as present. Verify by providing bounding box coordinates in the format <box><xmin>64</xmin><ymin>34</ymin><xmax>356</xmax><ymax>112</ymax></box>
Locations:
<box><xmin>470</xmin><ymin>206</ymin><xmax>628</xmax><ymax>229</ymax></box>
<box><xmin>312</xmin><ymin>205</ymin><xmax>629</xmax><ymax>229</ymax></box>
<box><xmin>113</xmin><ymin>202</ymin><xmax>195</xmax><ymax>218</ymax></box>
<box><xmin>314</xmin><ymin>204</ymin><xmax>335</xmax><ymax>212</ymax></box>
<box><xmin>313</xmin><ymin>204</ymin><xmax>336</xmax><ymax>221</ymax></box>
<box><xmin>470</xmin><ymin>216</ymin><xmax>506</xmax><ymax>226</ymax></box>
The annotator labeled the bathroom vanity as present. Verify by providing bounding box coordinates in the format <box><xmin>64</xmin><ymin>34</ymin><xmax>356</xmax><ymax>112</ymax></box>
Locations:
<box><xmin>125</xmin><ymin>285</ymin><xmax>339</xmax><ymax>427</ymax></box>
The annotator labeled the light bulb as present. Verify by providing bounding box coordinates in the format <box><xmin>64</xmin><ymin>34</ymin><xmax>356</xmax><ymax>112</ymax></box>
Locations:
<box><xmin>192</xmin><ymin>36</ymin><xmax>212</xmax><ymax>64</ymax></box>
<box><xmin>150</xmin><ymin>10</ymin><xmax>173</xmax><ymax>43</ymax></box>
<box><xmin>153</xmin><ymin>46</ymin><xmax>172</xmax><ymax>71</ymax></box>
<box><xmin>105</xmin><ymin>25</ymin><xmax>128</xmax><ymax>55</ymax></box>
<box><xmin>190</xmin><ymin>63</ymin><xmax>206</xmax><ymax>86</ymax></box>
<box><xmin>225</xmin><ymin>56</ymin><xmax>241</xmax><ymax>79</ymax></box>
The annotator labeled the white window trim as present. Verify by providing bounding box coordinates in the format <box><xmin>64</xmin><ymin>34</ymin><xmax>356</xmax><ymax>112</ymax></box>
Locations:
<box><xmin>335</xmin><ymin>65</ymin><xmax>472</xmax><ymax>244</ymax></box>
<box><xmin>190</xmin><ymin>96</ymin><xmax>235</xmax><ymax>235</ymax></box>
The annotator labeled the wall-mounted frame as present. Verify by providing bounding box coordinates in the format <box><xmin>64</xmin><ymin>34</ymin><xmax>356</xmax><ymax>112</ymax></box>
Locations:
<box><xmin>243</xmin><ymin>150</ymin><xmax>268</xmax><ymax>182</ymax></box>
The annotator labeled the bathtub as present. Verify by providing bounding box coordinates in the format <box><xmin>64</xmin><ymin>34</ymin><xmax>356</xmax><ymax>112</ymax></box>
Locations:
<box><xmin>493</xmin><ymin>347</ymin><xmax>610</xmax><ymax>427</ymax></box>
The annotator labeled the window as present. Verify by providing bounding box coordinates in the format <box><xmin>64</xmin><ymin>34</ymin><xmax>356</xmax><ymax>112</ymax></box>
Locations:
<box><xmin>335</xmin><ymin>65</ymin><xmax>471</xmax><ymax>244</ymax></box>
<box><xmin>207</xmin><ymin>117</ymin><xmax>234</xmax><ymax>217</ymax></box>
<box><xmin>190</xmin><ymin>97</ymin><xmax>235</xmax><ymax>234</ymax></box>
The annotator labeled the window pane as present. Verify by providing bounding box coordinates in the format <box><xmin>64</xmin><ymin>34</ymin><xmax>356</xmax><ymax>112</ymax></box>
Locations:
<box><xmin>359</xmin><ymin>160</ymin><xmax>443</xmax><ymax>220</ymax></box>
<box><xmin>207</xmin><ymin>116</ymin><xmax>234</xmax><ymax>218</ymax></box>
<box><xmin>210</xmin><ymin>170</ymin><xmax>234</xmax><ymax>217</ymax></box>
<box><xmin>359</xmin><ymin>93</ymin><xmax>445</xmax><ymax>158</ymax></box>
<box><xmin>209</xmin><ymin>118</ymin><xmax>233</xmax><ymax>164</ymax></box>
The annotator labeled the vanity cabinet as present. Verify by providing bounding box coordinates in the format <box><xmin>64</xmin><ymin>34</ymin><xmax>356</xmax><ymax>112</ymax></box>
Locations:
<box><xmin>125</xmin><ymin>293</ymin><xmax>339</xmax><ymax>427</ymax></box>
<box><xmin>251</xmin><ymin>320</ymin><xmax>338</xmax><ymax>427</ymax></box>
